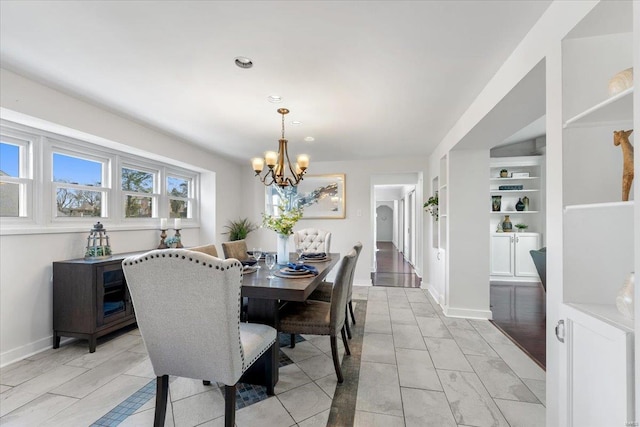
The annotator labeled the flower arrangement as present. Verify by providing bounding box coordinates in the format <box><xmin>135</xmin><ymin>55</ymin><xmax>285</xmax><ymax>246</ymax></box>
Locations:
<box><xmin>262</xmin><ymin>202</ymin><xmax>303</xmax><ymax>235</ymax></box>
<box><xmin>515</xmin><ymin>223</ymin><xmax>528</xmax><ymax>232</ymax></box>
<box><xmin>165</xmin><ymin>236</ymin><xmax>181</xmax><ymax>246</ymax></box>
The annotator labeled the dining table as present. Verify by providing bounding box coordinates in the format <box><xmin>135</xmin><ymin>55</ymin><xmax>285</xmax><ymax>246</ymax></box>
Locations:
<box><xmin>239</xmin><ymin>252</ymin><xmax>340</xmax><ymax>390</ymax></box>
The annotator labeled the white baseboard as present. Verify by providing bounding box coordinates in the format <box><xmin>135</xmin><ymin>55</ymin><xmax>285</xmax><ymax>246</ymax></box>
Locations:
<box><xmin>0</xmin><ymin>335</ymin><xmax>74</xmax><ymax>368</ymax></box>
<box><xmin>353</xmin><ymin>281</ymin><xmax>373</xmax><ymax>287</ymax></box>
<box><xmin>443</xmin><ymin>305</ymin><xmax>493</xmax><ymax>320</ymax></box>
<box><xmin>425</xmin><ymin>284</ymin><xmax>444</xmax><ymax>306</ymax></box>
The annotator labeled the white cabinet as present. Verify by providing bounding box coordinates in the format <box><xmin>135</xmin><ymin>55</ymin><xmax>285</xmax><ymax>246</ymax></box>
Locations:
<box><xmin>490</xmin><ymin>232</ymin><xmax>540</xmax><ymax>281</ymax></box>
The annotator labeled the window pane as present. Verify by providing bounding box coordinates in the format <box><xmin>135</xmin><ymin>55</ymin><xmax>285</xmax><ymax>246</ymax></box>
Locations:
<box><xmin>56</xmin><ymin>188</ymin><xmax>102</xmax><ymax>217</ymax></box>
<box><xmin>169</xmin><ymin>199</ymin><xmax>187</xmax><ymax>218</ymax></box>
<box><xmin>167</xmin><ymin>176</ymin><xmax>188</xmax><ymax>197</ymax></box>
<box><xmin>124</xmin><ymin>195</ymin><xmax>153</xmax><ymax>218</ymax></box>
<box><xmin>53</xmin><ymin>153</ymin><xmax>102</xmax><ymax>186</ymax></box>
<box><xmin>0</xmin><ymin>182</ymin><xmax>21</xmax><ymax>216</ymax></box>
<box><xmin>122</xmin><ymin>168</ymin><xmax>153</xmax><ymax>193</ymax></box>
<box><xmin>0</xmin><ymin>142</ymin><xmax>19</xmax><ymax>177</ymax></box>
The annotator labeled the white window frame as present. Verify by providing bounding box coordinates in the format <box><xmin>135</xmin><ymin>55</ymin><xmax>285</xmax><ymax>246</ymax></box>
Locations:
<box><xmin>165</xmin><ymin>170</ymin><xmax>196</xmax><ymax>220</ymax></box>
<box><xmin>119</xmin><ymin>161</ymin><xmax>160</xmax><ymax>220</ymax></box>
<box><xmin>0</xmin><ymin>129</ymin><xmax>38</xmax><ymax>222</ymax></box>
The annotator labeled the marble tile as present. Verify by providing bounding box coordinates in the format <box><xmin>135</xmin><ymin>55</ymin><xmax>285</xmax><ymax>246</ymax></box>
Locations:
<box><xmin>277</xmin><ymin>382</ymin><xmax>332</xmax><ymax>423</ymax></box>
<box><xmin>0</xmin><ymin>387</ymin><xmax>40</xmax><ymax>417</ymax></box>
<box><xmin>424</xmin><ymin>337</ymin><xmax>473</xmax><ymax>372</ymax></box>
<box><xmin>389</xmin><ymin>307</ymin><xmax>417</xmax><ymax>325</ymax></box>
<box><xmin>386</xmin><ymin>288</ymin><xmax>407</xmax><ymax>297</ymax></box>
<box><xmin>235</xmin><ymin>395</ymin><xmax>295</xmax><ymax>427</ymax></box>
<box><xmin>0</xmin><ymin>344</ymin><xmax>88</xmax><ymax>386</ymax></box>
<box><xmin>491</xmin><ymin>343</ymin><xmax>546</xmax><ymax>381</ymax></box>
<box><xmin>522</xmin><ymin>378</ymin><xmax>546</xmax><ymax>406</ymax></box>
<box><xmin>367</xmin><ymin>288</ymin><xmax>389</xmax><ymax>301</ymax></box>
<box><xmin>361</xmin><ymin>333</ymin><xmax>396</xmax><ymax>365</ymax></box>
<box><xmin>275</xmin><ymin>363</ymin><xmax>312</xmax><ymax>395</ymax></box>
<box><xmin>298</xmin><ymin>408</ymin><xmax>330</xmax><ymax>427</ymax></box>
<box><xmin>415</xmin><ymin>316</ymin><xmax>452</xmax><ymax>338</ymax></box>
<box><xmin>354</xmin><ymin>410</ymin><xmax>405</xmax><ymax>427</ymax></box>
<box><xmin>127</xmin><ymin>342</ymin><xmax>149</xmax><ymax>354</ymax></box>
<box><xmin>401</xmin><ymin>387</ymin><xmax>456</xmax><ymax>427</ymax></box>
<box><xmin>405</xmin><ymin>288</ymin><xmax>430</xmax><ymax>303</ymax></box>
<box><xmin>171</xmin><ymin>388</ymin><xmax>226</xmax><ymax>426</ymax></box>
<box><xmin>466</xmin><ymin>355</ymin><xmax>538</xmax><ymax>402</ymax></box>
<box><xmin>64</xmin><ymin>334</ymin><xmax>142</xmax><ymax>369</ymax></box>
<box><xmin>363</xmin><ymin>313</ymin><xmax>392</xmax><ymax>334</ymax></box>
<box><xmin>51</xmin><ymin>350</ymin><xmax>147</xmax><ymax>398</ymax></box>
<box><xmin>356</xmin><ymin>362</ymin><xmax>403</xmax><ymax>417</ymax></box>
<box><xmin>437</xmin><ymin>370</ymin><xmax>508</xmax><ymax>427</ymax></box>
<box><xmin>448</xmin><ymin>327</ymin><xmax>498</xmax><ymax>357</ymax></box>
<box><xmin>469</xmin><ymin>320</ymin><xmax>514</xmax><ymax>346</ymax></box>
<box><xmin>41</xmin><ymin>374</ymin><xmax>150</xmax><ymax>426</ymax></box>
<box><xmin>119</xmin><ymin>405</ymin><xmax>176</xmax><ymax>427</ymax></box>
<box><xmin>197</xmin><ymin>415</ymin><xmax>225</xmax><ymax>427</ymax></box>
<box><xmin>314</xmin><ymin>373</ymin><xmax>338</xmax><ymax>398</ymax></box>
<box><xmin>387</xmin><ymin>297</ymin><xmax>411</xmax><ymax>309</ymax></box>
<box><xmin>494</xmin><ymin>398</ymin><xmax>546</xmax><ymax>427</ymax></box>
<box><xmin>409</xmin><ymin>302</ymin><xmax>438</xmax><ymax>317</ymax></box>
<box><xmin>352</xmin><ymin>285</ymin><xmax>370</xmax><ymax>300</ymax></box>
<box><xmin>391</xmin><ymin>324</ymin><xmax>427</xmax><ymax>350</ymax></box>
<box><xmin>124</xmin><ymin>356</ymin><xmax>155</xmax><ymax>378</ymax></box>
<box><xmin>0</xmin><ymin>385</ymin><xmax>10</xmax><ymax>393</ymax></box>
<box><xmin>439</xmin><ymin>315</ymin><xmax>475</xmax><ymax>330</ymax></box>
<box><xmin>168</xmin><ymin>376</ymin><xmax>215</xmax><ymax>401</ymax></box>
<box><xmin>305</xmin><ymin>334</ymin><xmax>342</xmax><ymax>354</ymax></box>
<box><xmin>296</xmin><ymin>353</ymin><xmax>336</xmax><ymax>381</ymax></box>
<box><xmin>280</xmin><ymin>341</ymin><xmax>324</xmax><ymax>363</ymax></box>
<box><xmin>0</xmin><ymin>392</ymin><xmax>77</xmax><ymax>426</ymax></box>
<box><xmin>396</xmin><ymin>348</ymin><xmax>440</xmax><ymax>391</ymax></box>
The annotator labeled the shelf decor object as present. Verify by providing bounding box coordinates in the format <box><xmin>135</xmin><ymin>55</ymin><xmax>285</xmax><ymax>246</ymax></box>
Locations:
<box><xmin>608</xmin><ymin>67</ymin><xmax>633</xmax><ymax>96</ymax></box>
<box><xmin>498</xmin><ymin>185</ymin><xmax>524</xmax><ymax>190</ymax></box>
<box><xmin>615</xmin><ymin>272</ymin><xmax>635</xmax><ymax>320</ymax></box>
<box><xmin>515</xmin><ymin>198</ymin><xmax>525</xmax><ymax>212</ymax></box>
<box><xmin>424</xmin><ymin>192</ymin><xmax>439</xmax><ymax>220</ymax></box>
<box><xmin>491</xmin><ymin>195</ymin><xmax>502</xmax><ymax>212</ymax></box>
<box><xmin>613</xmin><ymin>129</ymin><xmax>634</xmax><ymax>201</ymax></box>
<box><xmin>522</xmin><ymin>196</ymin><xmax>529</xmax><ymax>211</ymax></box>
<box><xmin>502</xmin><ymin>215</ymin><xmax>512</xmax><ymax>232</ymax></box>
<box><xmin>85</xmin><ymin>222</ymin><xmax>112</xmax><ymax>259</ymax></box>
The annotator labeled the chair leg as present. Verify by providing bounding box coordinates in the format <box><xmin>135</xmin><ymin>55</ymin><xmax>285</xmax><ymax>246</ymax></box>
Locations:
<box><xmin>224</xmin><ymin>384</ymin><xmax>236</xmax><ymax>427</ymax></box>
<box><xmin>290</xmin><ymin>333</ymin><xmax>296</xmax><ymax>348</ymax></box>
<box><xmin>344</xmin><ymin>307</ymin><xmax>352</xmax><ymax>339</ymax></box>
<box><xmin>154</xmin><ymin>375</ymin><xmax>169</xmax><ymax>427</ymax></box>
<box><xmin>330</xmin><ymin>335</ymin><xmax>344</xmax><ymax>383</ymax></box>
<box><xmin>349</xmin><ymin>300</ymin><xmax>356</xmax><ymax>325</ymax></box>
<box><xmin>341</xmin><ymin>326</ymin><xmax>351</xmax><ymax>356</ymax></box>
<box><xmin>264</xmin><ymin>343</ymin><xmax>275</xmax><ymax>396</ymax></box>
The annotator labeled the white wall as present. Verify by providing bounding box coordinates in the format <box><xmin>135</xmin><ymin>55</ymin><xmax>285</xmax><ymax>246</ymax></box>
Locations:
<box><xmin>376</xmin><ymin>204</ymin><xmax>394</xmax><ymax>242</ymax></box>
<box><xmin>0</xmin><ymin>69</ymin><xmax>244</xmax><ymax>366</ymax></box>
<box><xmin>241</xmin><ymin>160</ymin><xmax>428</xmax><ymax>286</ymax></box>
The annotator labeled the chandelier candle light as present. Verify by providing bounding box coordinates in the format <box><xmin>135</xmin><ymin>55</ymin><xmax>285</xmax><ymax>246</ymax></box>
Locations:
<box><xmin>251</xmin><ymin>108</ymin><xmax>310</xmax><ymax>187</ymax></box>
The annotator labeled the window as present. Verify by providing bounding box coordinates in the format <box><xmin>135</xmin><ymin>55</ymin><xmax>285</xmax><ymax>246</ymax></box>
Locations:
<box><xmin>121</xmin><ymin>166</ymin><xmax>157</xmax><ymax>218</ymax></box>
<box><xmin>52</xmin><ymin>151</ymin><xmax>108</xmax><ymax>217</ymax></box>
<box><xmin>167</xmin><ymin>175</ymin><xmax>191</xmax><ymax>219</ymax></box>
<box><xmin>0</xmin><ymin>134</ymin><xmax>33</xmax><ymax>218</ymax></box>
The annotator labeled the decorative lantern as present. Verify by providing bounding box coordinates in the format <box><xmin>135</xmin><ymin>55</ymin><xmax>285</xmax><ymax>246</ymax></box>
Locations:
<box><xmin>85</xmin><ymin>222</ymin><xmax>112</xmax><ymax>259</ymax></box>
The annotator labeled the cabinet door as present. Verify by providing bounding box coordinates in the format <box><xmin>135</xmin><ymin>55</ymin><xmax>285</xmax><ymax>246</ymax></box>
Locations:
<box><xmin>558</xmin><ymin>304</ymin><xmax>633</xmax><ymax>427</ymax></box>
<box><xmin>96</xmin><ymin>263</ymin><xmax>129</xmax><ymax>327</ymax></box>
<box><xmin>490</xmin><ymin>234</ymin><xmax>514</xmax><ymax>276</ymax></box>
<box><xmin>514</xmin><ymin>234</ymin><xmax>540</xmax><ymax>277</ymax></box>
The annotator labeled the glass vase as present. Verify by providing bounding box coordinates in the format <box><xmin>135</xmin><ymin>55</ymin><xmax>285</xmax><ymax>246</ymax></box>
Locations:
<box><xmin>277</xmin><ymin>234</ymin><xmax>290</xmax><ymax>265</ymax></box>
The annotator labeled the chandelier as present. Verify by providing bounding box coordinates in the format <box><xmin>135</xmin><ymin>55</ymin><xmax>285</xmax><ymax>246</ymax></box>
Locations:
<box><xmin>251</xmin><ymin>108</ymin><xmax>309</xmax><ymax>187</ymax></box>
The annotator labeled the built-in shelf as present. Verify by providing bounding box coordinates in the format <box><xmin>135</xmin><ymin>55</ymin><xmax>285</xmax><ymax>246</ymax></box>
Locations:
<box><xmin>563</xmin><ymin>87</ymin><xmax>633</xmax><ymax>128</ymax></box>
<box><xmin>491</xmin><ymin>211</ymin><xmax>540</xmax><ymax>214</ymax></box>
<box><xmin>564</xmin><ymin>200</ymin><xmax>633</xmax><ymax>212</ymax></box>
<box><xmin>489</xmin><ymin>177</ymin><xmax>540</xmax><ymax>181</ymax></box>
<box><xmin>566</xmin><ymin>302</ymin><xmax>634</xmax><ymax>333</ymax></box>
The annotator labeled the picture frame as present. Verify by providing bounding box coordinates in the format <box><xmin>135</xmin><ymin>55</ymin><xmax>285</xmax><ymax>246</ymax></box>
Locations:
<box><xmin>264</xmin><ymin>174</ymin><xmax>346</xmax><ymax>219</ymax></box>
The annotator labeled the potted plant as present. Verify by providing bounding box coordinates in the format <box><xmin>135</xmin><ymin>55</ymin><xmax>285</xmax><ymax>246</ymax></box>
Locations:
<box><xmin>515</xmin><ymin>223</ymin><xmax>528</xmax><ymax>232</ymax></box>
<box><xmin>423</xmin><ymin>192</ymin><xmax>438</xmax><ymax>220</ymax></box>
<box><xmin>223</xmin><ymin>218</ymin><xmax>257</xmax><ymax>241</ymax></box>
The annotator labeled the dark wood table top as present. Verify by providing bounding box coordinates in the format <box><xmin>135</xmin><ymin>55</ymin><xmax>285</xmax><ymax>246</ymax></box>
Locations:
<box><xmin>241</xmin><ymin>253</ymin><xmax>340</xmax><ymax>301</ymax></box>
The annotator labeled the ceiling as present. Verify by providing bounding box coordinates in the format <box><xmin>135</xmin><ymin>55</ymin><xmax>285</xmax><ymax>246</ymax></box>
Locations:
<box><xmin>0</xmin><ymin>1</ymin><xmax>552</xmax><ymax>165</ymax></box>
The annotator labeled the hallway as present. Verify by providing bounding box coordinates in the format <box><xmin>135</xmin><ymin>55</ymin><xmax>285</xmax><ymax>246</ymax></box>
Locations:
<box><xmin>372</xmin><ymin>242</ymin><xmax>421</xmax><ymax>287</ymax></box>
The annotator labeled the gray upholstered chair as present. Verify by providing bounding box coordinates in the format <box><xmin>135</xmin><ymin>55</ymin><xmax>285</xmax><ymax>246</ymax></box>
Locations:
<box><xmin>188</xmin><ymin>243</ymin><xmax>219</xmax><ymax>257</ymax></box>
<box><xmin>293</xmin><ymin>228</ymin><xmax>332</xmax><ymax>253</ymax></box>
<box><xmin>278</xmin><ymin>248</ymin><xmax>358</xmax><ymax>383</ymax></box>
<box><xmin>309</xmin><ymin>242</ymin><xmax>362</xmax><ymax>338</ymax></box>
<box><xmin>221</xmin><ymin>240</ymin><xmax>250</xmax><ymax>261</ymax></box>
<box><xmin>122</xmin><ymin>249</ymin><xmax>277</xmax><ymax>427</ymax></box>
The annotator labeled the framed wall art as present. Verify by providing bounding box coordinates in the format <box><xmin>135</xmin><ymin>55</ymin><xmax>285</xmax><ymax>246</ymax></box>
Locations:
<box><xmin>265</xmin><ymin>174</ymin><xmax>346</xmax><ymax>219</ymax></box>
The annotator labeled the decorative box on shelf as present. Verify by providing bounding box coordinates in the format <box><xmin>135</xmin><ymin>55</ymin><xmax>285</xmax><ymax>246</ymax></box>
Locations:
<box><xmin>498</xmin><ymin>185</ymin><xmax>524</xmax><ymax>191</ymax></box>
<box><xmin>511</xmin><ymin>172</ymin><xmax>530</xmax><ymax>178</ymax></box>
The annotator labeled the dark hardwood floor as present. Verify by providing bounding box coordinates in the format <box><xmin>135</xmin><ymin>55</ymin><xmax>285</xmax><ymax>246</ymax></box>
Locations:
<box><xmin>490</xmin><ymin>282</ymin><xmax>546</xmax><ymax>369</ymax></box>
<box><xmin>371</xmin><ymin>241</ymin><xmax>421</xmax><ymax>287</ymax></box>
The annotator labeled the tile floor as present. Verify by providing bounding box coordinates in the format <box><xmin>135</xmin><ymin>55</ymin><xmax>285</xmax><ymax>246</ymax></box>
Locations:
<box><xmin>0</xmin><ymin>286</ymin><xmax>546</xmax><ymax>426</ymax></box>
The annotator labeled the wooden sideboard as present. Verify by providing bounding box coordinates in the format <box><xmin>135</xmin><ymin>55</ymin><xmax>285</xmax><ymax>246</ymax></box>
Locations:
<box><xmin>53</xmin><ymin>252</ymin><xmax>144</xmax><ymax>352</ymax></box>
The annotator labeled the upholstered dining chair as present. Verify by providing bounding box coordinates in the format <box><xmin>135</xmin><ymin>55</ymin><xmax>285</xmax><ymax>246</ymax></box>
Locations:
<box><xmin>308</xmin><ymin>242</ymin><xmax>362</xmax><ymax>338</ymax></box>
<box><xmin>221</xmin><ymin>239</ymin><xmax>250</xmax><ymax>261</ymax></box>
<box><xmin>122</xmin><ymin>249</ymin><xmax>277</xmax><ymax>427</ymax></box>
<box><xmin>188</xmin><ymin>243</ymin><xmax>219</xmax><ymax>257</ymax></box>
<box><xmin>293</xmin><ymin>228</ymin><xmax>332</xmax><ymax>254</ymax></box>
<box><xmin>278</xmin><ymin>248</ymin><xmax>358</xmax><ymax>383</ymax></box>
